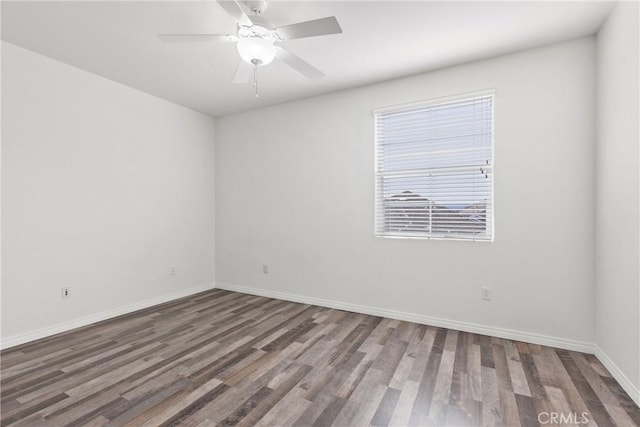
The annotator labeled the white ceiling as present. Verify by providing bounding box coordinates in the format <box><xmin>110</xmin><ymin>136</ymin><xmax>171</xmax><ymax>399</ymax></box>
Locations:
<box><xmin>2</xmin><ymin>1</ymin><xmax>613</xmax><ymax>117</ymax></box>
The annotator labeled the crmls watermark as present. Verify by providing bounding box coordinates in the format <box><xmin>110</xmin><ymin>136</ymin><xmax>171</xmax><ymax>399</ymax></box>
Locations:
<box><xmin>537</xmin><ymin>412</ymin><xmax>590</xmax><ymax>424</ymax></box>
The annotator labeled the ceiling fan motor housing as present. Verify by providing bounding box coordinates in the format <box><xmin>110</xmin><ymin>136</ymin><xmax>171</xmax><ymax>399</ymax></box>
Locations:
<box><xmin>243</xmin><ymin>0</ymin><xmax>268</xmax><ymax>16</ymax></box>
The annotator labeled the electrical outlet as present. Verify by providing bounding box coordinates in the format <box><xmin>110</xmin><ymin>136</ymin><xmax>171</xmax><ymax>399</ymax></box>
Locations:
<box><xmin>481</xmin><ymin>287</ymin><xmax>492</xmax><ymax>301</ymax></box>
<box><xmin>262</xmin><ymin>265</ymin><xmax>269</xmax><ymax>274</ymax></box>
<box><xmin>170</xmin><ymin>265</ymin><xmax>176</xmax><ymax>276</ymax></box>
<box><xmin>61</xmin><ymin>287</ymin><xmax>71</xmax><ymax>299</ymax></box>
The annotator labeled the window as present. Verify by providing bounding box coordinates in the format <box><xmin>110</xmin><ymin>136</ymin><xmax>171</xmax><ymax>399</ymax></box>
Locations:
<box><xmin>375</xmin><ymin>92</ymin><xmax>494</xmax><ymax>241</ymax></box>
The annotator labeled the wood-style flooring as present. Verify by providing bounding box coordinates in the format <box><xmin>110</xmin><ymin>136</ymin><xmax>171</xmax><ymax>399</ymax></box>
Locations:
<box><xmin>1</xmin><ymin>289</ymin><xmax>639</xmax><ymax>426</ymax></box>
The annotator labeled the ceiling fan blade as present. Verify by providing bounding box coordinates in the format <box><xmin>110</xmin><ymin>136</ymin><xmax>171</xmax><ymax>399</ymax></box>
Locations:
<box><xmin>276</xmin><ymin>46</ymin><xmax>324</xmax><ymax>80</ymax></box>
<box><xmin>216</xmin><ymin>0</ymin><xmax>253</xmax><ymax>27</ymax></box>
<box><xmin>233</xmin><ymin>60</ymin><xmax>253</xmax><ymax>84</ymax></box>
<box><xmin>275</xmin><ymin>16</ymin><xmax>342</xmax><ymax>40</ymax></box>
<box><xmin>157</xmin><ymin>34</ymin><xmax>231</xmax><ymax>43</ymax></box>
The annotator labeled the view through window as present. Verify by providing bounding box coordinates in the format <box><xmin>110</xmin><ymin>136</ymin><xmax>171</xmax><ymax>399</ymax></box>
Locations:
<box><xmin>375</xmin><ymin>93</ymin><xmax>494</xmax><ymax>240</ymax></box>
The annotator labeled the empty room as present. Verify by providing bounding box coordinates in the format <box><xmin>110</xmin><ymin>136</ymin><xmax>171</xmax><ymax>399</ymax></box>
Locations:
<box><xmin>1</xmin><ymin>0</ymin><xmax>639</xmax><ymax>425</ymax></box>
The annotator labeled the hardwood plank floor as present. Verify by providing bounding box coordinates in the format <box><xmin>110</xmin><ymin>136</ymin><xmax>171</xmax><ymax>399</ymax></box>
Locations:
<box><xmin>1</xmin><ymin>289</ymin><xmax>638</xmax><ymax>426</ymax></box>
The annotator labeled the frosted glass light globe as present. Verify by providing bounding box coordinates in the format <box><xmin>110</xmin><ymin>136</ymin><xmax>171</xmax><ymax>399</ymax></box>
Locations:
<box><xmin>237</xmin><ymin>36</ymin><xmax>276</xmax><ymax>66</ymax></box>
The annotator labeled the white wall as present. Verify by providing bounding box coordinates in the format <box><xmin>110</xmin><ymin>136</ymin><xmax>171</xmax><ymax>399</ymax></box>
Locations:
<box><xmin>1</xmin><ymin>42</ymin><xmax>216</xmax><ymax>344</ymax></box>
<box><xmin>595</xmin><ymin>1</ymin><xmax>640</xmax><ymax>402</ymax></box>
<box><xmin>216</xmin><ymin>38</ymin><xmax>597</xmax><ymax>348</ymax></box>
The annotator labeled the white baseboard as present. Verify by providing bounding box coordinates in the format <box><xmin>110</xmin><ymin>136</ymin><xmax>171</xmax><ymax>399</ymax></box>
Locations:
<box><xmin>0</xmin><ymin>282</ymin><xmax>216</xmax><ymax>350</ymax></box>
<box><xmin>216</xmin><ymin>282</ymin><xmax>594</xmax><ymax>354</ymax></box>
<box><xmin>594</xmin><ymin>345</ymin><xmax>640</xmax><ymax>406</ymax></box>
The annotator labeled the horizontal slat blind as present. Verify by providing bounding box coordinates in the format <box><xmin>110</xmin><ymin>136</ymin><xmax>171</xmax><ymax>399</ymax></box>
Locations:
<box><xmin>375</xmin><ymin>94</ymin><xmax>494</xmax><ymax>240</ymax></box>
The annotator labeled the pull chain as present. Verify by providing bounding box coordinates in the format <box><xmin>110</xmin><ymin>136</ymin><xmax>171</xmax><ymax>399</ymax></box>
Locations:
<box><xmin>253</xmin><ymin>62</ymin><xmax>259</xmax><ymax>98</ymax></box>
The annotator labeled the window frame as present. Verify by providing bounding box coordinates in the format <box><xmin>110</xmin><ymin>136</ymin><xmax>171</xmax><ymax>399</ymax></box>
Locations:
<box><xmin>373</xmin><ymin>90</ymin><xmax>495</xmax><ymax>242</ymax></box>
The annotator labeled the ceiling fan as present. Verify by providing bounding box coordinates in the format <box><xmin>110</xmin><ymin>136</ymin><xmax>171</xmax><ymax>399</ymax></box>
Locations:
<box><xmin>158</xmin><ymin>0</ymin><xmax>342</xmax><ymax>97</ymax></box>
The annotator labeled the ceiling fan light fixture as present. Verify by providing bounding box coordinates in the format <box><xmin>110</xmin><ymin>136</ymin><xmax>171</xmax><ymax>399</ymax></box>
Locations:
<box><xmin>237</xmin><ymin>36</ymin><xmax>276</xmax><ymax>66</ymax></box>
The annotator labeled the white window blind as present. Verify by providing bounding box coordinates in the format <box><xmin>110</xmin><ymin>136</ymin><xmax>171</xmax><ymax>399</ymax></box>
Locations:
<box><xmin>375</xmin><ymin>93</ymin><xmax>494</xmax><ymax>241</ymax></box>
